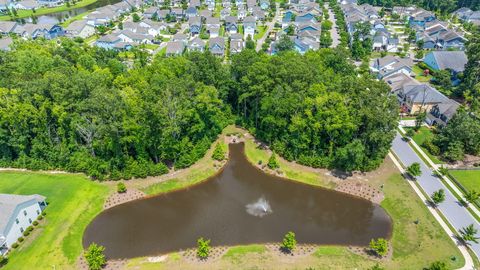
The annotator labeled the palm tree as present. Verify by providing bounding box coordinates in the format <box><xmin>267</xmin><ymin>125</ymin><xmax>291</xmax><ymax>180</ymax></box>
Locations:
<box><xmin>465</xmin><ymin>190</ymin><xmax>480</xmax><ymax>204</ymax></box>
<box><xmin>460</xmin><ymin>224</ymin><xmax>479</xmax><ymax>245</ymax></box>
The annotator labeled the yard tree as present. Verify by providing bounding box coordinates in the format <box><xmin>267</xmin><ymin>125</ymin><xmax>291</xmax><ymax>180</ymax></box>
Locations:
<box><xmin>212</xmin><ymin>143</ymin><xmax>226</xmax><ymax>161</ymax></box>
<box><xmin>246</xmin><ymin>35</ymin><xmax>255</xmax><ymax>49</ymax></box>
<box><xmin>414</xmin><ymin>50</ymin><xmax>424</xmax><ymax>60</ymax></box>
<box><xmin>369</xmin><ymin>238</ymin><xmax>388</xmax><ymax>257</ymax></box>
<box><xmin>430</xmin><ymin>189</ymin><xmax>446</xmax><ymax>206</ymax></box>
<box><xmin>281</xmin><ymin>231</ymin><xmax>297</xmax><ymax>252</ymax></box>
<box><xmin>197</xmin><ymin>237</ymin><xmax>211</xmax><ymax>259</ymax></box>
<box><xmin>424</xmin><ymin>261</ymin><xmax>447</xmax><ymax>270</ymax></box>
<box><xmin>84</xmin><ymin>243</ymin><xmax>106</xmax><ymax>270</ymax></box>
<box><xmin>416</xmin><ymin>39</ymin><xmax>424</xmax><ymax>50</ymax></box>
<box><xmin>406</xmin><ymin>163</ymin><xmax>422</xmax><ymax>178</ymax></box>
<box><xmin>415</xmin><ymin>112</ymin><xmax>426</xmax><ymax>130</ymax></box>
<box><xmin>267</xmin><ymin>152</ymin><xmax>280</xmax><ymax>169</ymax></box>
<box><xmin>275</xmin><ymin>35</ymin><xmax>294</xmax><ymax>52</ymax></box>
<box><xmin>460</xmin><ymin>224</ymin><xmax>479</xmax><ymax>245</ymax></box>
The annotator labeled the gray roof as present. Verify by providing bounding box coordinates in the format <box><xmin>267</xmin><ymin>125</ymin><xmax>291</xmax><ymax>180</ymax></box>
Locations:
<box><xmin>0</xmin><ymin>194</ymin><xmax>45</xmax><ymax>235</ymax></box>
<box><xmin>0</xmin><ymin>21</ymin><xmax>17</xmax><ymax>33</ymax></box>
<box><xmin>166</xmin><ymin>41</ymin><xmax>185</xmax><ymax>55</ymax></box>
<box><xmin>429</xmin><ymin>51</ymin><xmax>467</xmax><ymax>72</ymax></box>
<box><xmin>402</xmin><ymin>84</ymin><xmax>449</xmax><ymax>104</ymax></box>
<box><xmin>65</xmin><ymin>20</ymin><xmax>91</xmax><ymax>32</ymax></box>
<box><xmin>0</xmin><ymin>37</ymin><xmax>13</xmax><ymax>51</ymax></box>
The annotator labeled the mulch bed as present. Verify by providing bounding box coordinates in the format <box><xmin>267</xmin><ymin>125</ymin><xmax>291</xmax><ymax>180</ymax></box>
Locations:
<box><xmin>77</xmin><ymin>256</ymin><xmax>126</xmax><ymax>270</ymax></box>
<box><xmin>266</xmin><ymin>243</ymin><xmax>317</xmax><ymax>258</ymax></box>
<box><xmin>182</xmin><ymin>246</ymin><xmax>229</xmax><ymax>263</ymax></box>
<box><xmin>348</xmin><ymin>245</ymin><xmax>393</xmax><ymax>261</ymax></box>
<box><xmin>335</xmin><ymin>180</ymin><xmax>384</xmax><ymax>204</ymax></box>
<box><xmin>104</xmin><ymin>188</ymin><xmax>145</xmax><ymax>209</ymax></box>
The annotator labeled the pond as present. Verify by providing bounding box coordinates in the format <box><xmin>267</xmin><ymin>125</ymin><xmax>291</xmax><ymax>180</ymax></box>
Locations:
<box><xmin>83</xmin><ymin>142</ymin><xmax>392</xmax><ymax>259</ymax></box>
<box><xmin>27</xmin><ymin>0</ymin><xmax>121</xmax><ymax>24</ymax></box>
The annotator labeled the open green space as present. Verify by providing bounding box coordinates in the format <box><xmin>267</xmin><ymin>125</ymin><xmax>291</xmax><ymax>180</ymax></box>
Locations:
<box><xmin>449</xmin><ymin>170</ymin><xmax>480</xmax><ymax>192</ymax></box>
<box><xmin>0</xmin><ymin>172</ymin><xmax>110</xmax><ymax>270</ymax></box>
<box><xmin>0</xmin><ymin>0</ymin><xmax>98</xmax><ymax>20</ymax></box>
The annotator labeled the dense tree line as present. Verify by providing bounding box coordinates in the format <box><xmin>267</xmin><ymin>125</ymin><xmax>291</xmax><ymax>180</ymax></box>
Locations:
<box><xmin>462</xmin><ymin>30</ymin><xmax>480</xmax><ymax>113</ymax></box>
<box><xmin>357</xmin><ymin>0</ymin><xmax>479</xmax><ymax>13</ymax></box>
<box><xmin>230</xmin><ymin>49</ymin><xmax>398</xmax><ymax>172</ymax></box>
<box><xmin>0</xmin><ymin>39</ymin><xmax>398</xmax><ymax>179</ymax></box>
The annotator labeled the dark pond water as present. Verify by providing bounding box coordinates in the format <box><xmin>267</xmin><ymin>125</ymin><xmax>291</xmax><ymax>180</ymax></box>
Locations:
<box><xmin>83</xmin><ymin>143</ymin><xmax>392</xmax><ymax>259</ymax></box>
<box><xmin>27</xmin><ymin>0</ymin><xmax>121</xmax><ymax>24</ymax></box>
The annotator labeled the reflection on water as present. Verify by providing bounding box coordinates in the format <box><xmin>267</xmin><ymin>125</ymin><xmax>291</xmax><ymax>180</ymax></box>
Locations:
<box><xmin>83</xmin><ymin>143</ymin><xmax>392</xmax><ymax>259</ymax></box>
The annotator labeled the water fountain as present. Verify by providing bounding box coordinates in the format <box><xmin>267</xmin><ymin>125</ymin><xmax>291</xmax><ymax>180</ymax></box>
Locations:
<box><xmin>246</xmin><ymin>197</ymin><xmax>272</xmax><ymax>217</ymax></box>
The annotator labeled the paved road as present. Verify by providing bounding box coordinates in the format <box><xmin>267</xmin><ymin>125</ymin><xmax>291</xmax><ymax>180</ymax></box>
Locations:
<box><xmin>391</xmin><ymin>133</ymin><xmax>480</xmax><ymax>259</ymax></box>
<box><xmin>325</xmin><ymin>3</ymin><xmax>340</xmax><ymax>48</ymax></box>
<box><xmin>256</xmin><ymin>3</ymin><xmax>281</xmax><ymax>52</ymax></box>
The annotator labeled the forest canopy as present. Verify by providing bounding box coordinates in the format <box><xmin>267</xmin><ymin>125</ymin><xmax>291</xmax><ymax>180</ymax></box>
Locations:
<box><xmin>0</xmin><ymin>39</ymin><xmax>398</xmax><ymax>179</ymax></box>
<box><xmin>358</xmin><ymin>0</ymin><xmax>479</xmax><ymax>13</ymax></box>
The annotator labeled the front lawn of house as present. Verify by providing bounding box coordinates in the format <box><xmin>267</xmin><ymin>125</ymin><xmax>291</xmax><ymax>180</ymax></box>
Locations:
<box><xmin>0</xmin><ymin>172</ymin><xmax>110</xmax><ymax>270</ymax></box>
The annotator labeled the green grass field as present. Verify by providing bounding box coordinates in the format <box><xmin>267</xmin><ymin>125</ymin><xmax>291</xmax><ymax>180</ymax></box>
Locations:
<box><xmin>254</xmin><ymin>25</ymin><xmax>268</xmax><ymax>40</ymax></box>
<box><xmin>0</xmin><ymin>172</ymin><xmax>110</xmax><ymax>270</ymax></box>
<box><xmin>449</xmin><ymin>170</ymin><xmax>480</xmax><ymax>192</ymax></box>
<box><xmin>412</xmin><ymin>64</ymin><xmax>433</xmax><ymax>83</ymax></box>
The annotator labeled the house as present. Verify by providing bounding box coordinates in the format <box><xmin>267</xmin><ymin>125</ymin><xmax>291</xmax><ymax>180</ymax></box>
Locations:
<box><xmin>0</xmin><ymin>37</ymin><xmax>13</xmax><ymax>51</ymax></box>
<box><xmin>117</xmin><ymin>30</ymin><xmax>153</xmax><ymax>44</ymax></box>
<box><xmin>230</xmin><ymin>33</ymin><xmax>244</xmax><ymax>54</ymax></box>
<box><xmin>157</xmin><ymin>9</ymin><xmax>170</xmax><ymax>21</ymax></box>
<box><xmin>185</xmin><ymin>6</ymin><xmax>198</xmax><ymax>18</ymax></box>
<box><xmin>222</xmin><ymin>0</ymin><xmax>231</xmax><ymax>8</ymax></box>
<box><xmin>397</xmin><ymin>84</ymin><xmax>449</xmax><ymax>114</ymax></box>
<box><xmin>188</xmin><ymin>36</ymin><xmax>206</xmax><ymax>52</ymax></box>
<box><xmin>437</xmin><ymin>30</ymin><xmax>467</xmax><ymax>50</ymax></box>
<box><xmin>220</xmin><ymin>8</ymin><xmax>230</xmax><ymax>20</ymax></box>
<box><xmin>294</xmin><ymin>36</ymin><xmax>319</xmax><ymax>54</ymax></box>
<box><xmin>246</xmin><ymin>0</ymin><xmax>256</xmax><ymax>12</ymax></box>
<box><xmin>14</xmin><ymin>23</ymin><xmax>64</xmax><ymax>39</ymax></box>
<box><xmin>86</xmin><ymin>10</ymin><xmax>117</xmax><ymax>26</ymax></box>
<box><xmin>243</xmin><ymin>16</ymin><xmax>256</xmax><ymax>39</ymax></box>
<box><xmin>38</xmin><ymin>0</ymin><xmax>63</xmax><ymax>7</ymax></box>
<box><xmin>143</xmin><ymin>6</ymin><xmax>159</xmax><ymax>19</ymax></box>
<box><xmin>65</xmin><ymin>20</ymin><xmax>95</xmax><ymax>39</ymax></box>
<box><xmin>252</xmin><ymin>9</ymin><xmax>265</xmax><ymax>21</ymax></box>
<box><xmin>200</xmin><ymin>10</ymin><xmax>212</xmax><ymax>19</ymax></box>
<box><xmin>237</xmin><ymin>7</ymin><xmax>247</xmax><ymax>20</ymax></box>
<box><xmin>370</xmin><ymin>55</ymin><xmax>413</xmax><ymax>79</ymax></box>
<box><xmin>409</xmin><ymin>10</ymin><xmax>435</xmax><ymax>27</ymax></box>
<box><xmin>170</xmin><ymin>8</ymin><xmax>185</xmax><ymax>20</ymax></box>
<box><xmin>95</xmin><ymin>34</ymin><xmax>123</xmax><ymax>50</ymax></box>
<box><xmin>139</xmin><ymin>19</ymin><xmax>167</xmax><ymax>35</ymax></box>
<box><xmin>0</xmin><ymin>194</ymin><xmax>46</xmax><ymax>255</ymax></box>
<box><xmin>189</xmin><ymin>0</ymin><xmax>201</xmax><ymax>7</ymax></box>
<box><xmin>0</xmin><ymin>21</ymin><xmax>18</xmax><ymax>35</ymax></box>
<box><xmin>189</xmin><ymin>16</ymin><xmax>202</xmax><ymax>35</ymax></box>
<box><xmin>235</xmin><ymin>0</ymin><xmax>243</xmax><ymax>7</ymax></box>
<box><xmin>225</xmin><ymin>16</ymin><xmax>238</xmax><ymax>34</ymax></box>
<box><xmin>259</xmin><ymin>0</ymin><xmax>269</xmax><ymax>10</ymax></box>
<box><xmin>166</xmin><ymin>40</ymin><xmax>185</xmax><ymax>55</ymax></box>
<box><xmin>206</xmin><ymin>17</ymin><xmax>220</xmax><ymax>38</ymax></box>
<box><xmin>209</xmin><ymin>36</ymin><xmax>225</xmax><ymax>56</ymax></box>
<box><xmin>383</xmin><ymin>72</ymin><xmax>421</xmax><ymax>94</ymax></box>
<box><xmin>13</xmin><ymin>0</ymin><xmax>39</xmax><ymax>10</ymax></box>
<box><xmin>424</xmin><ymin>51</ymin><xmax>467</xmax><ymax>85</ymax></box>
<box><xmin>172</xmin><ymin>32</ymin><xmax>189</xmax><ymax>44</ymax></box>
<box><xmin>427</xmin><ymin>100</ymin><xmax>460</xmax><ymax>126</ymax></box>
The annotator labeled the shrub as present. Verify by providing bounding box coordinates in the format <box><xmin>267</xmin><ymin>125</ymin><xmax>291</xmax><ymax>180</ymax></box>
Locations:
<box><xmin>197</xmin><ymin>237</ymin><xmax>211</xmax><ymax>259</ymax></box>
<box><xmin>17</xmin><ymin>237</ymin><xmax>24</xmax><ymax>242</ymax></box>
<box><xmin>212</xmin><ymin>143</ymin><xmax>226</xmax><ymax>161</ymax></box>
<box><xmin>431</xmin><ymin>189</ymin><xmax>446</xmax><ymax>205</ymax></box>
<box><xmin>369</xmin><ymin>238</ymin><xmax>388</xmax><ymax>257</ymax></box>
<box><xmin>42</xmin><ymin>211</ymin><xmax>46</xmax><ymax>216</ymax></box>
<box><xmin>32</xmin><ymin>220</ymin><xmax>39</xmax><ymax>226</ymax></box>
<box><xmin>406</xmin><ymin>129</ymin><xmax>415</xmax><ymax>138</ymax></box>
<box><xmin>84</xmin><ymin>243</ymin><xmax>106</xmax><ymax>270</ymax></box>
<box><xmin>27</xmin><ymin>226</ymin><xmax>33</xmax><ymax>232</ymax></box>
<box><xmin>423</xmin><ymin>139</ymin><xmax>440</xmax><ymax>156</ymax></box>
<box><xmin>22</xmin><ymin>231</ymin><xmax>30</xmax><ymax>237</ymax></box>
<box><xmin>11</xmin><ymin>243</ymin><xmax>19</xmax><ymax>249</ymax></box>
<box><xmin>0</xmin><ymin>255</ymin><xmax>7</xmax><ymax>266</ymax></box>
<box><xmin>267</xmin><ymin>152</ymin><xmax>280</xmax><ymax>170</ymax></box>
<box><xmin>281</xmin><ymin>231</ymin><xmax>297</xmax><ymax>252</ymax></box>
<box><xmin>37</xmin><ymin>215</ymin><xmax>43</xmax><ymax>220</ymax></box>
<box><xmin>406</xmin><ymin>162</ymin><xmax>422</xmax><ymax>178</ymax></box>
<box><xmin>117</xmin><ymin>182</ymin><xmax>127</xmax><ymax>193</ymax></box>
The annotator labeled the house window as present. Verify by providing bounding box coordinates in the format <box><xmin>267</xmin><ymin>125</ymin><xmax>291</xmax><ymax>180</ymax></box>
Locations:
<box><xmin>23</xmin><ymin>210</ymin><xmax>27</xmax><ymax>216</ymax></box>
<box><xmin>16</xmin><ymin>218</ymin><xmax>19</xmax><ymax>224</ymax></box>
<box><xmin>36</xmin><ymin>210</ymin><xmax>40</xmax><ymax>215</ymax></box>
<box><xmin>20</xmin><ymin>227</ymin><xmax>24</xmax><ymax>233</ymax></box>
<box><xmin>28</xmin><ymin>218</ymin><xmax>32</xmax><ymax>224</ymax></box>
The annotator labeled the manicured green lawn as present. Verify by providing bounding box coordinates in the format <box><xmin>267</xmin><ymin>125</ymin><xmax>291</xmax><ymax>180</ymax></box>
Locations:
<box><xmin>0</xmin><ymin>0</ymin><xmax>98</xmax><ymax>20</ymax></box>
<box><xmin>0</xmin><ymin>172</ymin><xmax>110</xmax><ymax>270</ymax></box>
<box><xmin>60</xmin><ymin>11</ymin><xmax>90</xmax><ymax>27</ymax></box>
<box><xmin>254</xmin><ymin>25</ymin><xmax>268</xmax><ymax>40</ymax></box>
<box><xmin>449</xmin><ymin>170</ymin><xmax>480</xmax><ymax>192</ymax></box>
<box><xmin>412</xmin><ymin>64</ymin><xmax>433</xmax><ymax>83</ymax></box>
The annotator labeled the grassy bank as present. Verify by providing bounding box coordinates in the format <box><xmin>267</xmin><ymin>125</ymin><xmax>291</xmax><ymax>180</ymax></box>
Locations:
<box><xmin>449</xmin><ymin>170</ymin><xmax>480</xmax><ymax>192</ymax></box>
<box><xmin>0</xmin><ymin>0</ymin><xmax>97</xmax><ymax>21</ymax></box>
<box><xmin>0</xmin><ymin>172</ymin><xmax>110</xmax><ymax>270</ymax></box>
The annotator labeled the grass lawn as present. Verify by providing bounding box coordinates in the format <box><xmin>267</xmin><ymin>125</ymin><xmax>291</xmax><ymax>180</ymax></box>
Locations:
<box><xmin>254</xmin><ymin>25</ymin><xmax>268</xmax><ymax>40</ymax></box>
<box><xmin>0</xmin><ymin>172</ymin><xmax>110</xmax><ymax>270</ymax></box>
<box><xmin>0</xmin><ymin>0</ymin><xmax>98</xmax><ymax>20</ymax></box>
<box><xmin>405</xmin><ymin>126</ymin><xmax>443</xmax><ymax>164</ymax></box>
<box><xmin>449</xmin><ymin>170</ymin><xmax>480</xmax><ymax>192</ymax></box>
<box><xmin>60</xmin><ymin>11</ymin><xmax>90</xmax><ymax>27</ymax></box>
<box><xmin>412</xmin><ymin>64</ymin><xmax>433</xmax><ymax>83</ymax></box>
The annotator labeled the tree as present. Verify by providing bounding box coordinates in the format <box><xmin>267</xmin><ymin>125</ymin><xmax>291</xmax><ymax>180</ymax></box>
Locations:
<box><xmin>369</xmin><ymin>238</ymin><xmax>388</xmax><ymax>257</ymax></box>
<box><xmin>212</xmin><ymin>143</ymin><xmax>226</xmax><ymax>161</ymax></box>
<box><xmin>274</xmin><ymin>35</ymin><xmax>294</xmax><ymax>52</ymax></box>
<box><xmin>424</xmin><ymin>261</ymin><xmax>447</xmax><ymax>270</ymax></box>
<box><xmin>406</xmin><ymin>129</ymin><xmax>416</xmax><ymax>139</ymax></box>
<box><xmin>320</xmin><ymin>32</ymin><xmax>333</xmax><ymax>48</ymax></box>
<box><xmin>245</xmin><ymin>35</ymin><xmax>255</xmax><ymax>49</ymax></box>
<box><xmin>406</xmin><ymin>163</ymin><xmax>422</xmax><ymax>178</ymax></box>
<box><xmin>0</xmin><ymin>255</ymin><xmax>7</xmax><ymax>267</ymax></box>
<box><xmin>415</xmin><ymin>112</ymin><xmax>426</xmax><ymax>130</ymax></box>
<box><xmin>416</xmin><ymin>39</ymin><xmax>424</xmax><ymax>50</ymax></box>
<box><xmin>117</xmin><ymin>182</ymin><xmax>127</xmax><ymax>193</ymax></box>
<box><xmin>197</xmin><ymin>237</ymin><xmax>211</xmax><ymax>259</ymax></box>
<box><xmin>285</xmin><ymin>24</ymin><xmax>295</xmax><ymax>36</ymax></box>
<box><xmin>460</xmin><ymin>224</ymin><xmax>479</xmax><ymax>244</ymax></box>
<box><xmin>430</xmin><ymin>189</ymin><xmax>445</xmax><ymax>206</ymax></box>
<box><xmin>84</xmin><ymin>243</ymin><xmax>106</xmax><ymax>270</ymax></box>
<box><xmin>267</xmin><ymin>152</ymin><xmax>280</xmax><ymax>169</ymax></box>
<box><xmin>281</xmin><ymin>231</ymin><xmax>297</xmax><ymax>252</ymax></box>
<box><xmin>415</xmin><ymin>50</ymin><xmax>424</xmax><ymax>60</ymax></box>
<box><xmin>132</xmin><ymin>13</ymin><xmax>141</xmax><ymax>22</ymax></box>
<box><xmin>464</xmin><ymin>190</ymin><xmax>479</xmax><ymax>204</ymax></box>
<box><xmin>433</xmin><ymin>70</ymin><xmax>452</xmax><ymax>94</ymax></box>
<box><xmin>369</xmin><ymin>264</ymin><xmax>385</xmax><ymax>270</ymax></box>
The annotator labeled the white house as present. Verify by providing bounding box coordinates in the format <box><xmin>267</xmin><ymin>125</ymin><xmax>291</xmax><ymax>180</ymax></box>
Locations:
<box><xmin>0</xmin><ymin>194</ymin><xmax>46</xmax><ymax>255</ymax></box>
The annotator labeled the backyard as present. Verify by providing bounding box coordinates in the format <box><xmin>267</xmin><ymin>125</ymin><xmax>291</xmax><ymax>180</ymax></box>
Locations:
<box><xmin>0</xmin><ymin>172</ymin><xmax>110</xmax><ymax>270</ymax></box>
<box><xmin>412</xmin><ymin>64</ymin><xmax>434</xmax><ymax>83</ymax></box>
<box><xmin>449</xmin><ymin>170</ymin><xmax>480</xmax><ymax>193</ymax></box>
